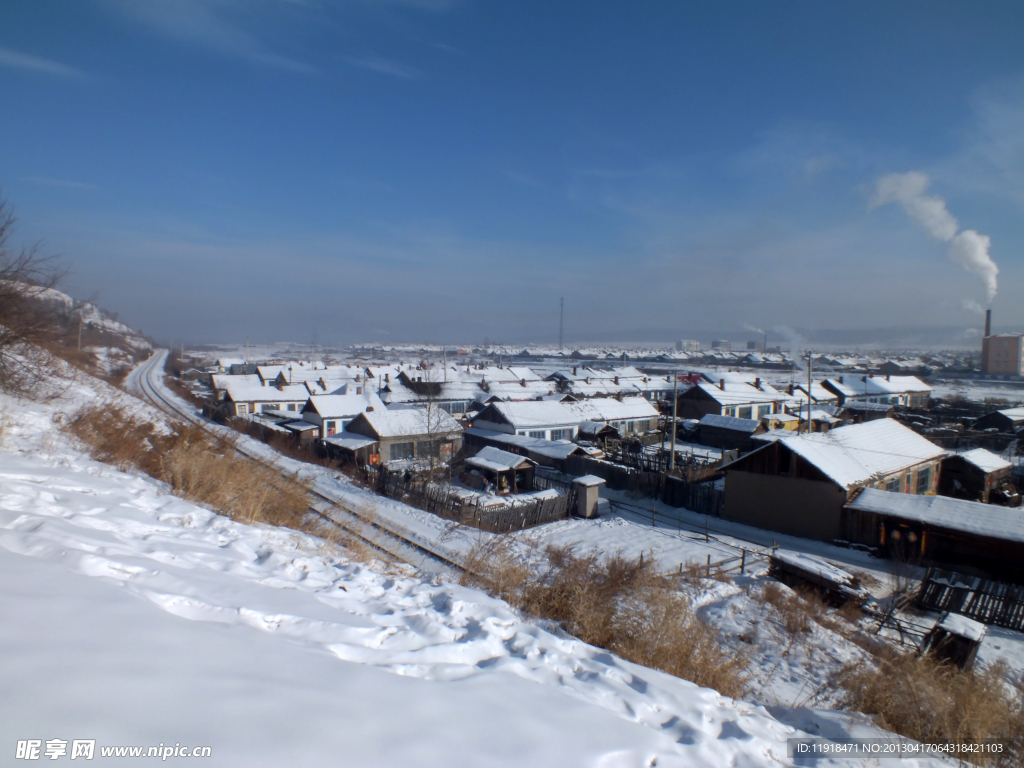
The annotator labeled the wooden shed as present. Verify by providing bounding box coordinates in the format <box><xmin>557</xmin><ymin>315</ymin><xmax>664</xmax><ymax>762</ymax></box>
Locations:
<box><xmin>843</xmin><ymin>488</ymin><xmax>1024</xmax><ymax>583</ymax></box>
<box><xmin>463</xmin><ymin>446</ymin><xmax>537</xmax><ymax>495</ymax></box>
<box><xmin>939</xmin><ymin>448</ymin><xmax>1017</xmax><ymax>505</ymax></box>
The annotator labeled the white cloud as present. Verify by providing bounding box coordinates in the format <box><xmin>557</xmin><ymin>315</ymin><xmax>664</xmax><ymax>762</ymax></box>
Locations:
<box><xmin>346</xmin><ymin>55</ymin><xmax>420</xmax><ymax>79</ymax></box>
<box><xmin>0</xmin><ymin>47</ymin><xmax>85</xmax><ymax>79</ymax></box>
<box><xmin>93</xmin><ymin>0</ymin><xmax>317</xmax><ymax>74</ymax></box>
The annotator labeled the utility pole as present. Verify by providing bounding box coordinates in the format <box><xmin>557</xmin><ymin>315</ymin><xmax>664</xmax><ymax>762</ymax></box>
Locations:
<box><xmin>669</xmin><ymin>370</ymin><xmax>678</xmax><ymax>471</ymax></box>
<box><xmin>558</xmin><ymin>296</ymin><xmax>564</xmax><ymax>352</ymax></box>
<box><xmin>806</xmin><ymin>351</ymin><xmax>812</xmax><ymax>435</ymax></box>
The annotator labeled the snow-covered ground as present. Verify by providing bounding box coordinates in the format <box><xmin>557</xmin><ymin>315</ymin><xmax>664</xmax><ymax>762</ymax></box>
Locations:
<box><xmin>139</xmin><ymin>351</ymin><xmax>1024</xmax><ymax>696</ymax></box>
<box><xmin>0</xmin><ymin>359</ymin><xmax>973</xmax><ymax>765</ymax></box>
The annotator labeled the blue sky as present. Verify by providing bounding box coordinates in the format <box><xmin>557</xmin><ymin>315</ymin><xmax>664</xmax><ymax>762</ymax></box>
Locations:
<box><xmin>2</xmin><ymin>1</ymin><xmax>1023</xmax><ymax>346</ymax></box>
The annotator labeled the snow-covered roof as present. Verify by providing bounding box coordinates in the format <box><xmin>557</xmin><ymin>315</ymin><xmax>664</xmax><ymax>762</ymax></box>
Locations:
<box><xmin>744</xmin><ymin>419</ymin><xmax>946</xmax><ymax>490</ymax></box>
<box><xmin>324</xmin><ymin>433</ymin><xmax>378</xmax><ymax>451</ymax></box>
<box><xmin>937</xmin><ymin>612</ymin><xmax>987</xmax><ymax>642</ymax></box>
<box><xmin>573</xmin><ymin>475</ymin><xmax>606</xmax><ymax>487</ymax></box>
<box><xmin>478</xmin><ymin>397</ymin><xmax>659</xmax><ymax>430</ymax></box>
<box><xmin>211</xmin><ymin>373</ymin><xmax>261</xmax><ymax>390</ymax></box>
<box><xmin>466</xmin><ymin>446</ymin><xmax>535</xmax><ymax>473</ymax></box>
<box><xmin>305</xmin><ymin>392</ymin><xmax>386</xmax><ymax>419</ymax></box>
<box><xmin>955</xmin><ymin>448</ymin><xmax>1012</xmax><ymax>474</ymax></box>
<box><xmin>224</xmin><ymin>383</ymin><xmax>310</xmax><ymax>403</ymax></box>
<box><xmin>357</xmin><ymin>407</ymin><xmax>462</xmax><ymax>439</ymax></box>
<box><xmin>847</xmin><ymin>488</ymin><xmax>1024</xmax><ymax>543</ymax></box>
<box><xmin>690</xmin><ymin>380</ymin><xmax>783</xmax><ymax>407</ymax></box>
<box><xmin>698</xmin><ymin>414</ymin><xmax>761</xmax><ymax>433</ymax></box>
<box><xmin>463</xmin><ymin>428</ymin><xmax>582</xmax><ymax>460</ymax></box>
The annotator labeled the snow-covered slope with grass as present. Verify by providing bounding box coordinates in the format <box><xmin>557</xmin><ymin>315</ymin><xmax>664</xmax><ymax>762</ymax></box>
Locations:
<box><xmin>1</xmin><ymin>364</ymin><xmax>955</xmax><ymax>766</ymax></box>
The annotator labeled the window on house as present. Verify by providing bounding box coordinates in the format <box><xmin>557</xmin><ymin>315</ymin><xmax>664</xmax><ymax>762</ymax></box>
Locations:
<box><xmin>757</xmin><ymin>405</ymin><xmax>771</xmax><ymax>418</ymax></box>
<box><xmin>916</xmin><ymin>466</ymin><xmax>931</xmax><ymax>494</ymax></box>
<box><xmin>287</xmin><ymin>403</ymin><xmax>297</xmax><ymax>411</ymax></box>
<box><xmin>528</xmin><ymin>431</ymin><xmax>545</xmax><ymax>439</ymax></box>
<box><xmin>389</xmin><ymin>442</ymin><xmax>415</xmax><ymax>461</ymax></box>
<box><xmin>886</xmin><ymin>477</ymin><xmax>901</xmax><ymax>492</ymax></box>
<box><xmin>261</xmin><ymin>403</ymin><xmax>278</xmax><ymax>412</ymax></box>
<box><xmin>738</xmin><ymin>406</ymin><xmax>752</xmax><ymax>419</ymax></box>
<box><xmin>550</xmin><ymin>428</ymin><xmax>567</xmax><ymax>441</ymax></box>
<box><xmin>416</xmin><ymin>440</ymin><xmax>434</xmax><ymax>457</ymax></box>
<box><xmin>236</xmin><ymin>403</ymin><xmax>248</xmax><ymax>415</ymax></box>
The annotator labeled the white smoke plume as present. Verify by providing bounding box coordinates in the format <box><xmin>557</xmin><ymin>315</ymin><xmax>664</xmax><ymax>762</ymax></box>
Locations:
<box><xmin>949</xmin><ymin>230</ymin><xmax>997</xmax><ymax>304</ymax></box>
<box><xmin>871</xmin><ymin>171</ymin><xmax>998</xmax><ymax>303</ymax></box>
<box><xmin>774</xmin><ymin>325</ymin><xmax>805</xmax><ymax>370</ymax></box>
<box><xmin>743</xmin><ymin>323</ymin><xmax>765</xmax><ymax>335</ymax></box>
<box><xmin>961</xmin><ymin>298</ymin><xmax>985</xmax><ymax>315</ymax></box>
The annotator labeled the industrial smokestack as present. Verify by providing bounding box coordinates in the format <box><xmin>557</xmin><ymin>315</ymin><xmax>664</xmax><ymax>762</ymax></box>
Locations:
<box><xmin>985</xmin><ymin>309</ymin><xmax>992</xmax><ymax>338</ymax></box>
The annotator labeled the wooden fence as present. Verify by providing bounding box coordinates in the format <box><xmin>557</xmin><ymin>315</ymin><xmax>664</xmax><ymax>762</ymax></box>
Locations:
<box><xmin>916</xmin><ymin>567</ymin><xmax>1024</xmax><ymax>631</ymax></box>
<box><xmin>365</xmin><ymin>465</ymin><xmax>571</xmax><ymax>534</ymax></box>
<box><xmin>661</xmin><ymin>475</ymin><xmax>724</xmax><ymax>517</ymax></box>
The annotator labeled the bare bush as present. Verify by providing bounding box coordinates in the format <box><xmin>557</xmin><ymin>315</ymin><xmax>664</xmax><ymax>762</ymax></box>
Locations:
<box><xmin>833</xmin><ymin>655</ymin><xmax>1024</xmax><ymax>767</ymax></box>
<box><xmin>460</xmin><ymin>540</ymin><xmax>749</xmax><ymax>698</ymax></box>
<box><xmin>0</xmin><ymin>196</ymin><xmax>66</xmax><ymax>396</ymax></box>
<box><xmin>65</xmin><ymin>403</ymin><xmax>310</xmax><ymax>527</ymax></box>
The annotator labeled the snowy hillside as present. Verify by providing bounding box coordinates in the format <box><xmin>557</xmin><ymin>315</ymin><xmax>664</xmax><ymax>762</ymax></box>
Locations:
<box><xmin>0</xmin><ymin>363</ymin><xmax>953</xmax><ymax>766</ymax></box>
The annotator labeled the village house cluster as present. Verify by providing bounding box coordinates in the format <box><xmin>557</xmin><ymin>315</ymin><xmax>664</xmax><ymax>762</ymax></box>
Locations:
<box><xmin>174</xmin><ymin>343</ymin><xmax>1024</xmax><ymax>588</ymax></box>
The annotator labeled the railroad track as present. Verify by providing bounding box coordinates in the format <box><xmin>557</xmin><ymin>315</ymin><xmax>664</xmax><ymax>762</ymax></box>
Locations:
<box><xmin>132</xmin><ymin>351</ymin><xmax>466</xmax><ymax>575</ymax></box>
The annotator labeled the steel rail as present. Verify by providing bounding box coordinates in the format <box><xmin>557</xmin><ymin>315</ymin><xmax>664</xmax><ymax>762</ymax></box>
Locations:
<box><xmin>133</xmin><ymin>351</ymin><xmax>465</xmax><ymax>574</ymax></box>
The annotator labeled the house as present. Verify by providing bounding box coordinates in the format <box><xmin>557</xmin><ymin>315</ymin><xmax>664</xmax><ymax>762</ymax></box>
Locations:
<box><xmin>938</xmin><ymin>448</ymin><xmax>1017</xmax><ymax>505</ymax></box>
<box><xmin>300</xmin><ymin>392</ymin><xmax>387</xmax><ymax>438</ymax></box>
<box><xmin>836</xmin><ymin>400</ymin><xmax>895</xmax><ymax>423</ymax></box>
<box><xmin>221</xmin><ymin>382</ymin><xmax>310</xmax><ymax>418</ymax></box>
<box><xmin>462</xmin><ymin>427</ymin><xmax>587</xmax><ymax>471</ymax></box>
<box><xmin>821</xmin><ymin>375</ymin><xmax>931</xmax><ymax>408</ymax></box>
<box><xmin>971</xmin><ymin>407</ymin><xmax>1024</xmax><ymax>432</ymax></box>
<box><xmin>345</xmin><ymin>407</ymin><xmax>464</xmax><ymax>464</ymax></box>
<box><xmin>697</xmin><ymin>414</ymin><xmax>765</xmax><ymax>452</ymax></box>
<box><xmin>470</xmin><ymin>397</ymin><xmax>659</xmax><ymax>441</ymax></box>
<box><xmin>722</xmin><ymin>419</ymin><xmax>946</xmax><ymax>542</ymax></box>
<box><xmin>675</xmin><ymin>378</ymin><xmax>787</xmax><ymax>422</ymax></box>
<box><xmin>471</xmin><ymin>401</ymin><xmax>583</xmax><ymax>441</ymax></box>
<box><xmin>211</xmin><ymin>373</ymin><xmax>261</xmax><ymax>401</ymax></box>
<box><xmin>843</xmin><ymin>488</ymin><xmax>1024</xmax><ymax>583</ymax></box>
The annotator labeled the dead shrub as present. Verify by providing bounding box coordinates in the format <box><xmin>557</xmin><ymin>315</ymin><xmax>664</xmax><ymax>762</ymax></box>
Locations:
<box><xmin>461</xmin><ymin>541</ymin><xmax>749</xmax><ymax>698</ymax></box>
<box><xmin>65</xmin><ymin>402</ymin><xmax>310</xmax><ymax>528</ymax></box>
<box><xmin>833</xmin><ymin>654</ymin><xmax>1024</xmax><ymax>767</ymax></box>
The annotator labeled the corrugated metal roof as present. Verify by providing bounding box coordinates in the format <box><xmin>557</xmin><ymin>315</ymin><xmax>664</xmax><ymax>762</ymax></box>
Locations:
<box><xmin>847</xmin><ymin>488</ymin><xmax>1024</xmax><ymax>543</ymax></box>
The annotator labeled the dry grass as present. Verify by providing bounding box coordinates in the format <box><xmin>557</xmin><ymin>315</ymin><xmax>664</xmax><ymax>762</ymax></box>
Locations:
<box><xmin>65</xmin><ymin>402</ymin><xmax>310</xmax><ymax>527</ymax></box>
<box><xmin>833</xmin><ymin>655</ymin><xmax>1024</xmax><ymax>767</ymax></box>
<box><xmin>460</xmin><ymin>540</ymin><xmax>749</xmax><ymax>698</ymax></box>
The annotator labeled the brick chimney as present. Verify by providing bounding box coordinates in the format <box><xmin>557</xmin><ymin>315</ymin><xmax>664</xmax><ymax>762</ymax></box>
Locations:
<box><xmin>985</xmin><ymin>309</ymin><xmax>992</xmax><ymax>337</ymax></box>
<box><xmin>720</xmin><ymin>379</ymin><xmax>725</xmax><ymax>390</ymax></box>
<box><xmin>366</xmin><ymin>406</ymin><xmax>374</xmax><ymax>412</ymax></box>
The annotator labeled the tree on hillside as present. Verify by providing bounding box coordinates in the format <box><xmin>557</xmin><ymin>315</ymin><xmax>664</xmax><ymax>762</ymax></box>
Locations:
<box><xmin>0</xmin><ymin>196</ymin><xmax>66</xmax><ymax>396</ymax></box>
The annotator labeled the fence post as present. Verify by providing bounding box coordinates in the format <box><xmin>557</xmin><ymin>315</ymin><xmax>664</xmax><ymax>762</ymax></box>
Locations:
<box><xmin>741</xmin><ymin>549</ymin><xmax>746</xmax><ymax>574</ymax></box>
<box><xmin>706</xmin><ymin>554</ymin><xmax>711</xmax><ymax>577</ymax></box>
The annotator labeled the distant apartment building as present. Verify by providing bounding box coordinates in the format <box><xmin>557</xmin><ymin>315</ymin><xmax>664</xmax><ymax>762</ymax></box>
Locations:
<box><xmin>676</xmin><ymin>339</ymin><xmax>701</xmax><ymax>352</ymax></box>
<box><xmin>710</xmin><ymin>339</ymin><xmax>731</xmax><ymax>351</ymax></box>
<box><xmin>981</xmin><ymin>334</ymin><xmax>1024</xmax><ymax>376</ymax></box>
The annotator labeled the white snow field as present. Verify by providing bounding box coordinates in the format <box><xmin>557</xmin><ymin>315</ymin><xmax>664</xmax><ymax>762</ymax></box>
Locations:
<box><xmin>1</xmin><ymin>363</ymin><xmax>955</xmax><ymax>767</ymax></box>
